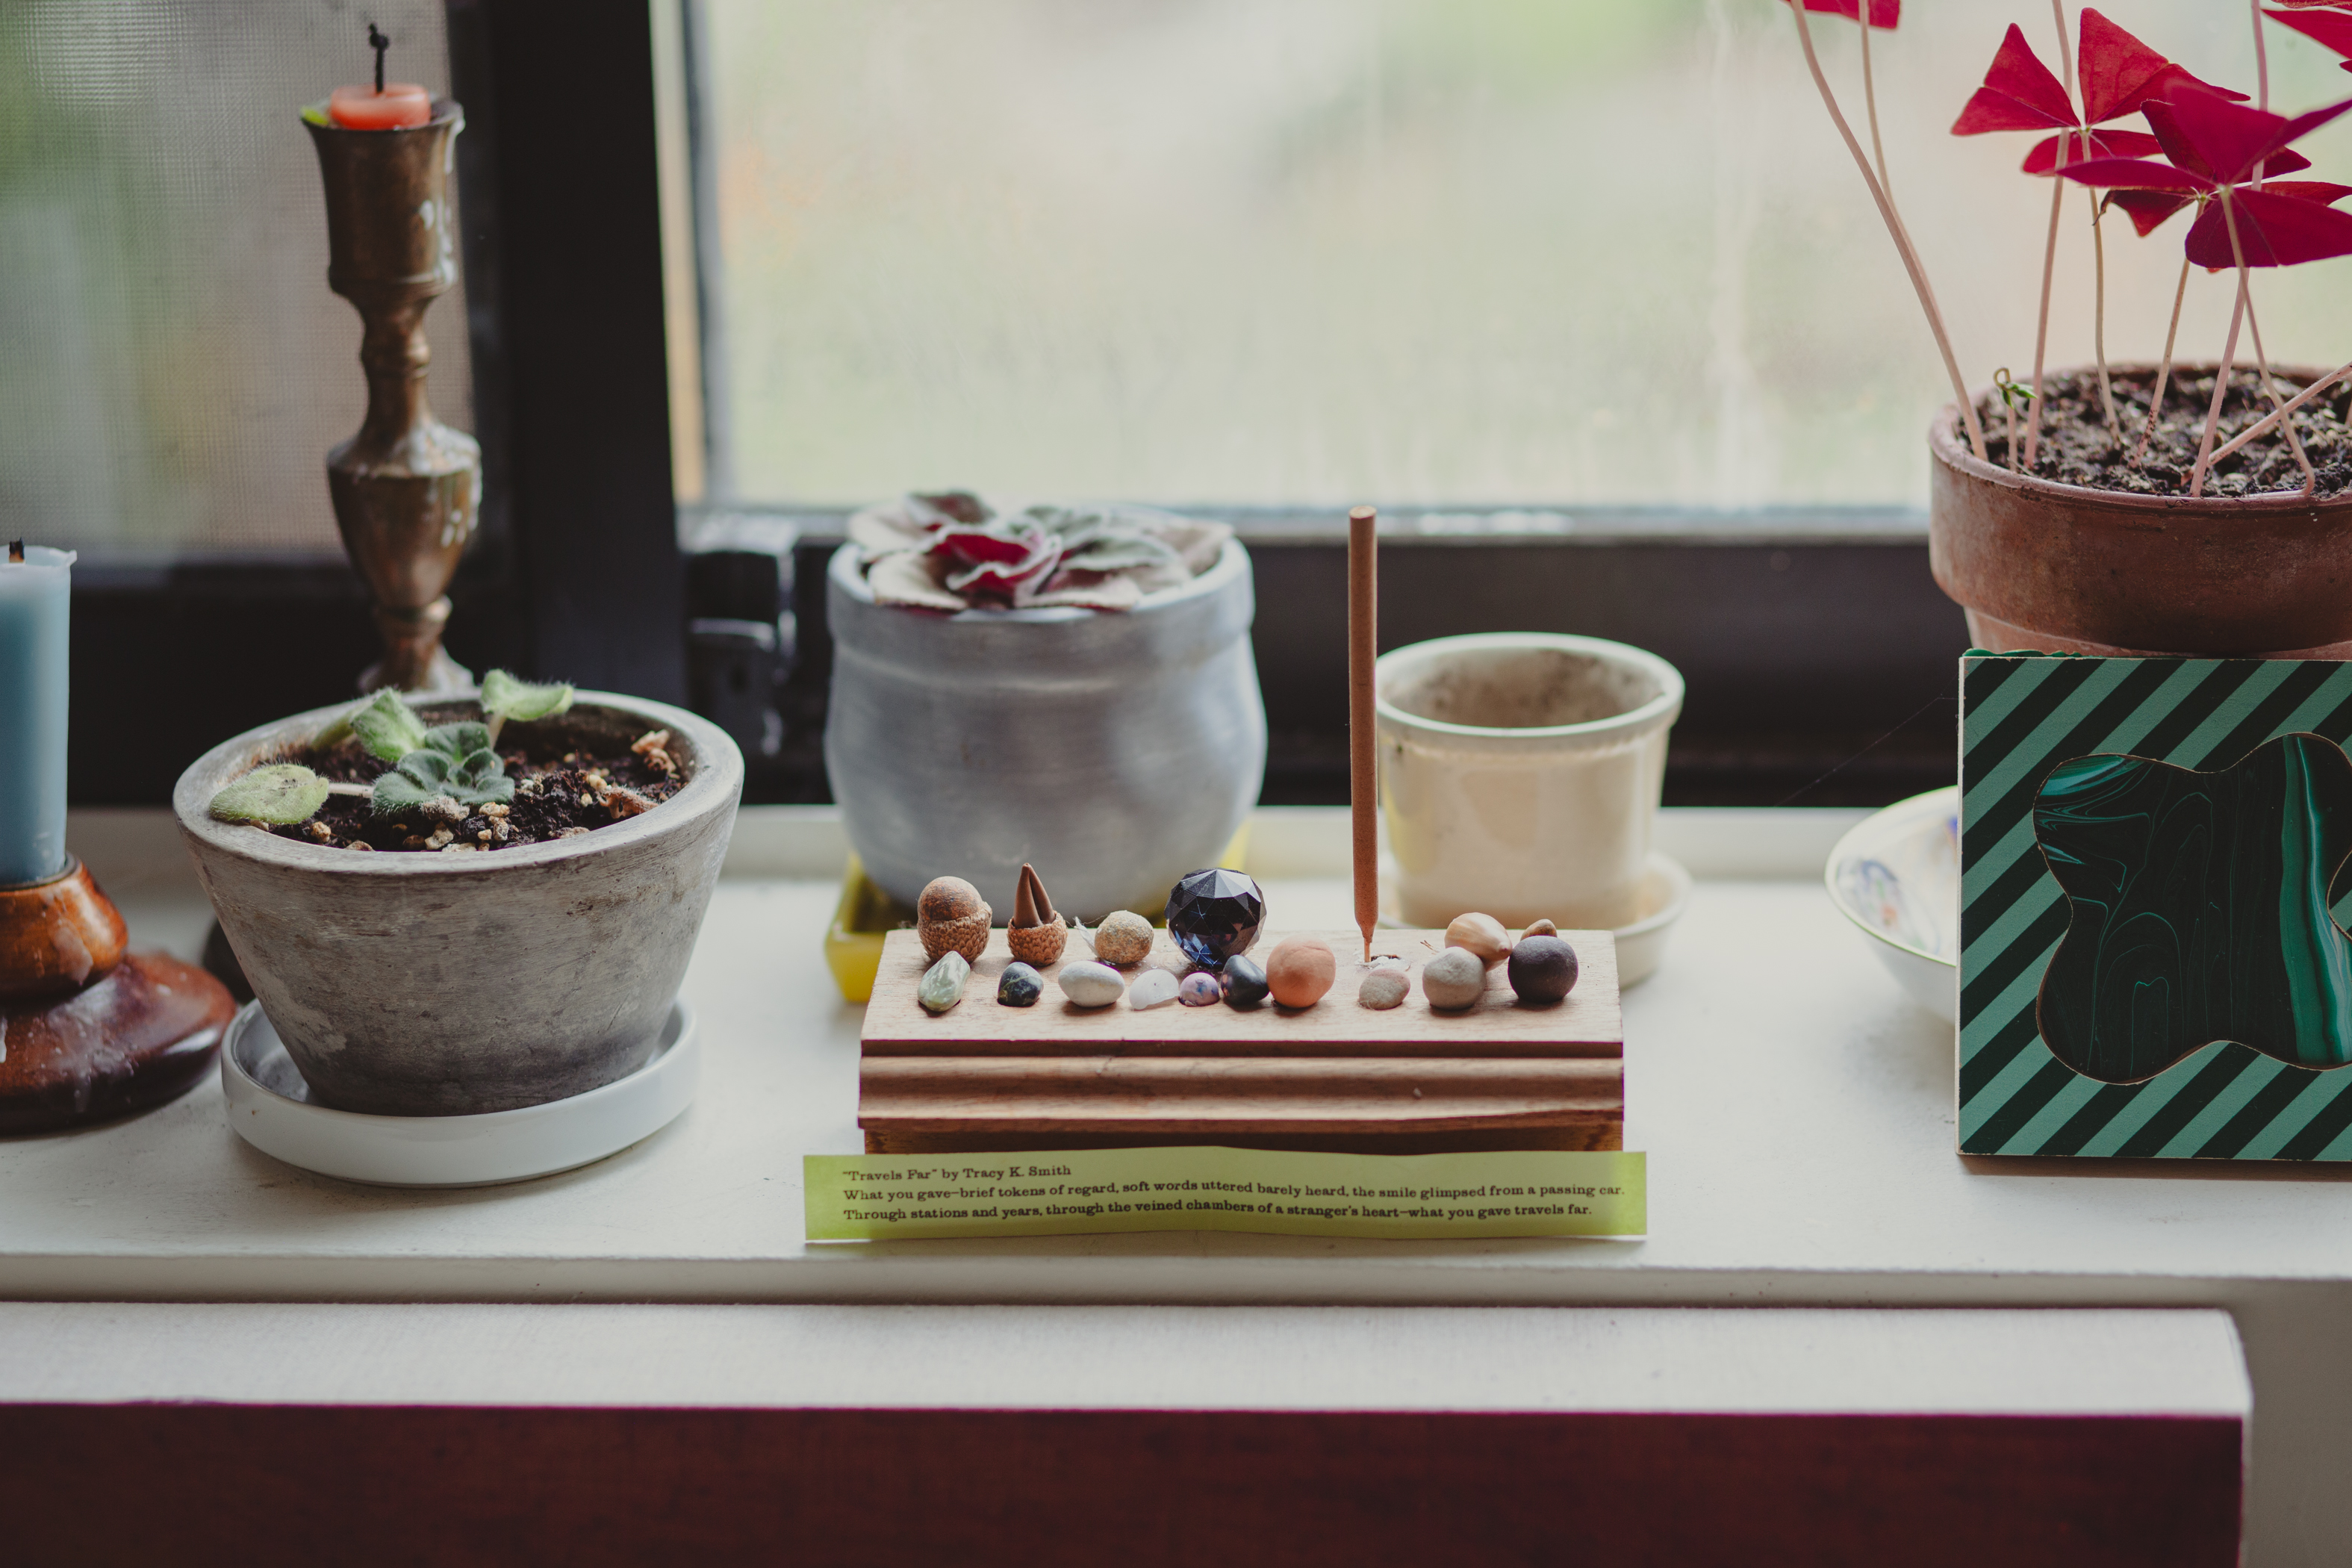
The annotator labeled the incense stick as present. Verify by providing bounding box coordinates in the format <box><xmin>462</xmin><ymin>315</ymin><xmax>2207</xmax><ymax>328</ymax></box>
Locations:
<box><xmin>1348</xmin><ymin>505</ymin><xmax>1378</xmax><ymax>962</ymax></box>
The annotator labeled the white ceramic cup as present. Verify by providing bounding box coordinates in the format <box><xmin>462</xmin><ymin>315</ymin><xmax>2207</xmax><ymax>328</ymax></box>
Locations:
<box><xmin>1375</xmin><ymin>632</ymin><xmax>1684</xmax><ymax>930</ymax></box>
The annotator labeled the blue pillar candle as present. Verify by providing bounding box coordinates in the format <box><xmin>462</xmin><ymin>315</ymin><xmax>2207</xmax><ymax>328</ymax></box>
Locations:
<box><xmin>0</xmin><ymin>544</ymin><xmax>75</xmax><ymax>886</ymax></box>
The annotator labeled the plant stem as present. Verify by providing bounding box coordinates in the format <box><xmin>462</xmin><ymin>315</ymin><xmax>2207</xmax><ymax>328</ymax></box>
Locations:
<box><xmin>2241</xmin><ymin>286</ymin><xmax>2317</xmax><ymax>494</ymax></box>
<box><xmin>2191</xmin><ymin>194</ymin><xmax>2250</xmax><ymax>497</ymax></box>
<box><xmin>486</xmin><ymin>713</ymin><xmax>506</xmax><ymax>749</ymax></box>
<box><xmin>2024</xmin><ymin>138</ymin><xmax>2068</xmax><ymax>469</ymax></box>
<box><xmin>1858</xmin><ymin>7</ymin><xmax>1891</xmax><ymax>200</ymax></box>
<box><xmin>325</xmin><ymin>782</ymin><xmax>373</xmax><ymax>798</ymax></box>
<box><xmin>2209</xmin><ymin>360</ymin><xmax>2352</xmax><ymax>463</ymax></box>
<box><xmin>2088</xmin><ymin>187</ymin><xmax>2121</xmax><ymax>445</ymax></box>
<box><xmin>1788</xmin><ymin>0</ymin><xmax>1986</xmax><ymax>458</ymax></box>
<box><xmin>2215</xmin><ymin>189</ymin><xmax>2313</xmax><ymax>492</ymax></box>
<box><xmin>2253</xmin><ymin>0</ymin><xmax>2271</xmax><ymax>113</ymax></box>
<box><xmin>2136</xmin><ymin>254</ymin><xmax>2192</xmax><ymax>466</ymax></box>
<box><xmin>2052</xmin><ymin>0</ymin><xmax>2075</xmax><ymax>96</ymax></box>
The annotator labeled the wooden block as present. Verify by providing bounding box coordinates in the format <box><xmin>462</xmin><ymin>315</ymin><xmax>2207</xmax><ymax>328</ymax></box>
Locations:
<box><xmin>861</xmin><ymin>928</ymin><xmax>1621</xmax><ymax>1058</ymax></box>
<box><xmin>859</xmin><ymin>927</ymin><xmax>1623</xmax><ymax>1155</ymax></box>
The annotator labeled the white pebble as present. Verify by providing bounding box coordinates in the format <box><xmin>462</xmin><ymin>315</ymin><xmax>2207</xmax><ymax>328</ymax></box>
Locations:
<box><xmin>1422</xmin><ymin>947</ymin><xmax>1487</xmax><ymax>1010</ymax></box>
<box><xmin>1058</xmin><ymin>960</ymin><xmax>1126</xmax><ymax>1008</ymax></box>
<box><xmin>1358</xmin><ymin>968</ymin><xmax>1410</xmax><ymax>1009</ymax></box>
<box><xmin>1127</xmin><ymin>968</ymin><xmax>1181</xmax><ymax>1009</ymax></box>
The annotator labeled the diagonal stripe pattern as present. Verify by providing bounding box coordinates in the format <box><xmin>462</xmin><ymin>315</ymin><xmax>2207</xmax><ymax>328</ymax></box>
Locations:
<box><xmin>1960</xmin><ymin>655</ymin><xmax>2352</xmax><ymax>1160</ymax></box>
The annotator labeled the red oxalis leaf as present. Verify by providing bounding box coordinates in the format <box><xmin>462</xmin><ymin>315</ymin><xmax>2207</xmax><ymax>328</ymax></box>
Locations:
<box><xmin>2268</xmin><ymin>6</ymin><xmax>2352</xmax><ymax>70</ymax></box>
<box><xmin>1801</xmin><ymin>0</ymin><xmax>1900</xmax><ymax>25</ymax></box>
<box><xmin>2105</xmin><ymin>188</ymin><xmax>2197</xmax><ymax>236</ymax></box>
<box><xmin>2185</xmin><ymin>184</ymin><xmax>2352</xmax><ymax>267</ymax></box>
<box><xmin>2153</xmin><ymin>84</ymin><xmax>2352</xmax><ymax>185</ymax></box>
<box><xmin>1953</xmin><ymin>25</ymin><xmax>2076</xmax><ymax>135</ymax></box>
<box><xmin>2021</xmin><ymin>127</ymin><xmax>2162</xmax><ymax>173</ymax></box>
<box><xmin>2077</xmin><ymin>8</ymin><xmax>2244</xmax><ymax>124</ymax></box>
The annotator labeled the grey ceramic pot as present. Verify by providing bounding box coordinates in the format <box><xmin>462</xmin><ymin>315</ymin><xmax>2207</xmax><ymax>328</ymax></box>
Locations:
<box><xmin>173</xmin><ymin>692</ymin><xmax>742</xmax><ymax>1116</ymax></box>
<box><xmin>825</xmin><ymin>538</ymin><xmax>1267</xmax><ymax>921</ymax></box>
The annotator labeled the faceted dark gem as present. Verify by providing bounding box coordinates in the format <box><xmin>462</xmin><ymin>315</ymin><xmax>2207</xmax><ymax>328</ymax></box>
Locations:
<box><xmin>1219</xmin><ymin>954</ymin><xmax>1269</xmax><ymax>1007</ymax></box>
<box><xmin>997</xmin><ymin>962</ymin><xmax>1043</xmax><ymax>1007</ymax></box>
<box><xmin>1166</xmin><ymin>868</ymin><xmax>1266</xmax><ymax>970</ymax></box>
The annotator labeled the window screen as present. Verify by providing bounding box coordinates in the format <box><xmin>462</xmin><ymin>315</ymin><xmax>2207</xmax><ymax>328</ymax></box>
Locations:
<box><xmin>0</xmin><ymin>0</ymin><xmax>470</xmax><ymax>557</ymax></box>
<box><xmin>685</xmin><ymin>0</ymin><xmax>2348</xmax><ymax>510</ymax></box>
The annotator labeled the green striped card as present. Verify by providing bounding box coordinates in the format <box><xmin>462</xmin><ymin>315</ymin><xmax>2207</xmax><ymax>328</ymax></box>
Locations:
<box><xmin>1960</xmin><ymin>653</ymin><xmax>2352</xmax><ymax>1161</ymax></box>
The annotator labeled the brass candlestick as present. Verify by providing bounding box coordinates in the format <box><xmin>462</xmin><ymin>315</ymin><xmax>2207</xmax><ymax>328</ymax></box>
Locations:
<box><xmin>305</xmin><ymin>102</ymin><xmax>480</xmax><ymax>694</ymax></box>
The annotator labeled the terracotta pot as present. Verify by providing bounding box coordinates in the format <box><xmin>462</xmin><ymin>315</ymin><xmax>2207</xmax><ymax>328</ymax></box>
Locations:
<box><xmin>174</xmin><ymin>693</ymin><xmax>742</xmax><ymax>1116</ymax></box>
<box><xmin>1928</xmin><ymin>367</ymin><xmax>2352</xmax><ymax>657</ymax></box>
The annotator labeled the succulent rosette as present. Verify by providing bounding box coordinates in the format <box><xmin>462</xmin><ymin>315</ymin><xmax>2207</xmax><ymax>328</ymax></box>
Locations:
<box><xmin>850</xmin><ymin>491</ymin><xmax>1232</xmax><ymax>613</ymax></box>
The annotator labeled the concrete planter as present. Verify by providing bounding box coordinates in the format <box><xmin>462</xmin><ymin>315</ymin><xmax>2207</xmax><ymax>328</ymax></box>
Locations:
<box><xmin>1929</xmin><ymin>369</ymin><xmax>2352</xmax><ymax>657</ymax></box>
<box><xmin>825</xmin><ymin>538</ymin><xmax>1267</xmax><ymax>921</ymax></box>
<box><xmin>173</xmin><ymin>692</ymin><xmax>742</xmax><ymax>1116</ymax></box>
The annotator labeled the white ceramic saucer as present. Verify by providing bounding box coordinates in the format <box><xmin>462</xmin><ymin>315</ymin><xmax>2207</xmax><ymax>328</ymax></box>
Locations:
<box><xmin>1377</xmin><ymin>851</ymin><xmax>1693</xmax><ymax>986</ymax></box>
<box><xmin>221</xmin><ymin>1001</ymin><xmax>699</xmax><ymax>1188</ymax></box>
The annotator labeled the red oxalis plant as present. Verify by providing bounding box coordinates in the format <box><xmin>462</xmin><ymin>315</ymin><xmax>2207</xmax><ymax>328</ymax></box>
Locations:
<box><xmin>1787</xmin><ymin>0</ymin><xmax>2352</xmax><ymax>500</ymax></box>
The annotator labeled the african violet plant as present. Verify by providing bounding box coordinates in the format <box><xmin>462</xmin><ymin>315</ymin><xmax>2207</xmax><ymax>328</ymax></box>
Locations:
<box><xmin>208</xmin><ymin>671</ymin><xmax>575</xmax><ymax>829</ymax></box>
<box><xmin>1788</xmin><ymin>0</ymin><xmax>2352</xmax><ymax>497</ymax></box>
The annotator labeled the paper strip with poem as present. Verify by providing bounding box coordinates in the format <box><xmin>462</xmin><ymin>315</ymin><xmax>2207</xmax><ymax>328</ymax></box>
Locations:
<box><xmin>805</xmin><ymin>1146</ymin><xmax>1644</xmax><ymax>1242</ymax></box>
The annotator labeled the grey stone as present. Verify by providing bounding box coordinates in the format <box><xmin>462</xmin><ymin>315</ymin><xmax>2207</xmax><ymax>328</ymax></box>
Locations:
<box><xmin>1358</xmin><ymin>967</ymin><xmax>1410</xmax><ymax>1009</ymax></box>
<box><xmin>1058</xmin><ymin>960</ymin><xmax>1126</xmax><ymax>1008</ymax></box>
<box><xmin>1422</xmin><ymin>948</ymin><xmax>1487</xmax><ymax>1011</ymax></box>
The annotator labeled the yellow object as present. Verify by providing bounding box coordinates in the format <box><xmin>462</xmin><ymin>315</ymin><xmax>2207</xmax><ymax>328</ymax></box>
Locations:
<box><xmin>806</xmin><ymin>1146</ymin><xmax>1646</xmax><ymax>1242</ymax></box>
<box><xmin>823</xmin><ymin>823</ymin><xmax>1256</xmax><ymax>1004</ymax></box>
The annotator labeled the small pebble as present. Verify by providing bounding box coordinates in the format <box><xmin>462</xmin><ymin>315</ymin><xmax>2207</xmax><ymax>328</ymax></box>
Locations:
<box><xmin>1265</xmin><ymin>935</ymin><xmax>1337</xmax><ymax>1008</ymax></box>
<box><xmin>1221</xmin><ymin>954</ymin><xmax>1269</xmax><ymax>1007</ymax></box>
<box><xmin>1422</xmin><ymin>947</ymin><xmax>1487</xmax><ymax>1010</ymax></box>
<box><xmin>1445</xmin><ymin>912</ymin><xmax>1511</xmax><ymax>968</ymax></box>
<box><xmin>1508</xmin><ymin>936</ymin><xmax>1580</xmax><ymax>1004</ymax></box>
<box><xmin>1092</xmin><ymin>909</ymin><xmax>1155</xmax><ymax>967</ymax></box>
<box><xmin>918</xmin><ymin>951</ymin><xmax>971</xmax><ymax>1014</ymax></box>
<box><xmin>1128</xmin><ymin>968</ymin><xmax>1181</xmax><ymax>1009</ymax></box>
<box><xmin>997</xmin><ymin>962</ymin><xmax>1043</xmax><ymax>1007</ymax></box>
<box><xmin>1059</xmin><ymin>960</ymin><xmax>1126</xmax><ymax>1008</ymax></box>
<box><xmin>1179</xmin><ymin>972</ymin><xmax>1222</xmax><ymax>1007</ymax></box>
<box><xmin>1358</xmin><ymin>966</ymin><xmax>1410</xmax><ymax>1009</ymax></box>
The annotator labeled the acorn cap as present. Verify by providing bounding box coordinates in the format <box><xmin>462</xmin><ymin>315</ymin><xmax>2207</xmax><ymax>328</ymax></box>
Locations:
<box><xmin>1012</xmin><ymin>863</ymin><xmax>1057</xmax><ymax>930</ymax></box>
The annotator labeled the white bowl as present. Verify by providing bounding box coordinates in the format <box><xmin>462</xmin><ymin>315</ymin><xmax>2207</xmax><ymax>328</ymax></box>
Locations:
<box><xmin>1824</xmin><ymin>786</ymin><xmax>1959</xmax><ymax>1022</ymax></box>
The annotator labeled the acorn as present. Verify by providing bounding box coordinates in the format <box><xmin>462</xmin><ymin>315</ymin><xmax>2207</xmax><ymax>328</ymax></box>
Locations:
<box><xmin>917</xmin><ymin>876</ymin><xmax>991</xmax><ymax>965</ymax></box>
<box><xmin>1007</xmin><ymin>863</ymin><xmax>1068</xmax><ymax>966</ymax></box>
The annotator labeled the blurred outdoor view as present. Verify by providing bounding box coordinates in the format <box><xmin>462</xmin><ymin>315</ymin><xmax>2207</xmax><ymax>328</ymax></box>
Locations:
<box><xmin>0</xmin><ymin>0</ymin><xmax>467</xmax><ymax>556</ymax></box>
<box><xmin>691</xmin><ymin>0</ymin><xmax>2352</xmax><ymax>511</ymax></box>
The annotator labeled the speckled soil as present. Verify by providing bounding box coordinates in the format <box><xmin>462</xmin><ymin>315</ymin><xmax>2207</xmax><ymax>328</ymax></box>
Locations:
<box><xmin>264</xmin><ymin>715</ymin><xmax>685</xmax><ymax>854</ymax></box>
<box><xmin>1976</xmin><ymin>367</ymin><xmax>2352</xmax><ymax>499</ymax></box>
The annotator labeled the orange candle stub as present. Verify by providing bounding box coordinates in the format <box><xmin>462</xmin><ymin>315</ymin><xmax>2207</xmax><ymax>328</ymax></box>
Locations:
<box><xmin>328</xmin><ymin>83</ymin><xmax>432</xmax><ymax>130</ymax></box>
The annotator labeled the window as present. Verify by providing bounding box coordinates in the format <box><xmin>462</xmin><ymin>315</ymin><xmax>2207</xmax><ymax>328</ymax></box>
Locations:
<box><xmin>673</xmin><ymin>0</ymin><xmax>2351</xmax><ymax>512</ymax></box>
<box><xmin>0</xmin><ymin>0</ymin><xmax>471</xmax><ymax>558</ymax></box>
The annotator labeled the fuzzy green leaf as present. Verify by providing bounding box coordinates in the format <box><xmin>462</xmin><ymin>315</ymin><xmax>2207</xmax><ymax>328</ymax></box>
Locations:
<box><xmin>369</xmin><ymin>744</ymin><xmax>514</xmax><ymax>815</ymax></box>
<box><xmin>349</xmin><ymin>689</ymin><xmax>431</xmax><ymax>762</ymax></box>
<box><xmin>449</xmin><ymin>748</ymin><xmax>515</xmax><ymax>804</ymax></box>
<box><xmin>211</xmin><ymin>764</ymin><xmax>332</xmax><ymax>826</ymax></box>
<box><xmin>422</xmin><ymin>721</ymin><xmax>493</xmax><ymax>760</ymax></box>
<box><xmin>368</xmin><ymin>767</ymin><xmax>436</xmax><ymax>817</ymax></box>
<box><xmin>480</xmin><ymin>669</ymin><xmax>575</xmax><ymax>724</ymax></box>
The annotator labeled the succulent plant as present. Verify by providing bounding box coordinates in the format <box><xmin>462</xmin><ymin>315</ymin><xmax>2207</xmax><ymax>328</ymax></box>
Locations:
<box><xmin>367</xmin><ymin>722</ymin><xmax>513</xmax><ymax>814</ymax></box>
<box><xmin>207</xmin><ymin>672</ymin><xmax>574</xmax><ymax>828</ymax></box>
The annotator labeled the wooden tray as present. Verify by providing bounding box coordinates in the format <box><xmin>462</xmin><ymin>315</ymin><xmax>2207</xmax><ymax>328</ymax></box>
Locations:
<box><xmin>859</xmin><ymin>927</ymin><xmax>1622</xmax><ymax>1156</ymax></box>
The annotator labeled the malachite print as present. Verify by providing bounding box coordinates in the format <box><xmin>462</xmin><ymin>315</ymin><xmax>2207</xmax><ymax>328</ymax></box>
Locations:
<box><xmin>1961</xmin><ymin>656</ymin><xmax>2352</xmax><ymax>1161</ymax></box>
